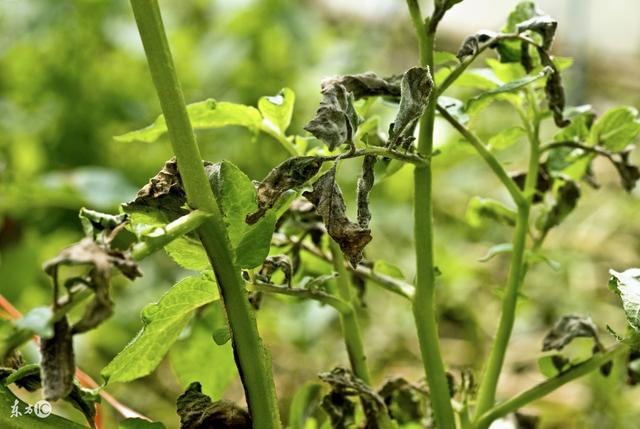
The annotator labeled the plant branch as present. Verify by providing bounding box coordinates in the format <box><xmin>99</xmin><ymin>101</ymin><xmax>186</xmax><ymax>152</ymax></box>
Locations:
<box><xmin>250</xmin><ymin>281</ymin><xmax>351</xmax><ymax>315</ymax></box>
<box><xmin>129</xmin><ymin>1</ymin><xmax>281</xmax><ymax>427</ymax></box>
<box><xmin>541</xmin><ymin>140</ymin><xmax>613</xmax><ymax>159</ymax></box>
<box><xmin>474</xmin><ymin>345</ymin><xmax>628</xmax><ymax>429</ymax></box>
<box><xmin>437</xmin><ymin>103</ymin><xmax>527</xmax><ymax>208</ymax></box>
<box><xmin>259</xmin><ymin>124</ymin><xmax>299</xmax><ymax>156</ymax></box>
<box><xmin>406</xmin><ymin>2</ymin><xmax>457</xmax><ymax>428</ymax></box>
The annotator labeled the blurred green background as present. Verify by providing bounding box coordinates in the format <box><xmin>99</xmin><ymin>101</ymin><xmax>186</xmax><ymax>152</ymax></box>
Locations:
<box><xmin>1</xmin><ymin>0</ymin><xmax>639</xmax><ymax>427</ymax></box>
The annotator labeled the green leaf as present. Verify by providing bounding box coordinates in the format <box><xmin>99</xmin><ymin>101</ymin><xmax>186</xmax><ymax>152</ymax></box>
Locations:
<box><xmin>115</xmin><ymin>99</ymin><xmax>262</xmax><ymax>143</ymax></box>
<box><xmin>469</xmin><ymin>67</ymin><xmax>550</xmax><ymax>106</ymax></box>
<box><xmin>538</xmin><ymin>354</ymin><xmax>569</xmax><ymax>378</ymax></box>
<box><xmin>0</xmin><ymin>385</ymin><xmax>87</xmax><ymax>429</ymax></box>
<box><xmin>438</xmin><ymin>96</ymin><xmax>468</xmax><ymax>125</ymax></box>
<box><xmin>486</xmin><ymin>59</ymin><xmax>526</xmax><ymax>83</ymax></box>
<box><xmin>434</xmin><ymin>51</ymin><xmax>458</xmax><ymax>65</ymax></box>
<box><xmin>478</xmin><ymin>243</ymin><xmax>513</xmax><ymax>262</ymax></box>
<box><xmin>0</xmin><ymin>320</ymin><xmax>32</xmax><ymax>364</ymax></box>
<box><xmin>169</xmin><ymin>303</ymin><xmax>237</xmax><ymax>400</ymax></box>
<box><xmin>101</xmin><ymin>274</ymin><xmax>218</xmax><ymax>383</ymax></box>
<box><xmin>119</xmin><ymin>418</ymin><xmax>167</xmax><ymax>429</ymax></box>
<box><xmin>288</xmin><ymin>383</ymin><xmax>323</xmax><ymax>429</ymax></box>
<box><xmin>589</xmin><ymin>106</ymin><xmax>640</xmax><ymax>152</ymax></box>
<box><xmin>372</xmin><ymin>260</ymin><xmax>406</xmax><ymax>280</ymax></box>
<box><xmin>466</xmin><ymin>196</ymin><xmax>517</xmax><ymax>228</ymax></box>
<box><xmin>258</xmin><ymin>88</ymin><xmax>295</xmax><ymax>134</ymax></box>
<box><xmin>165</xmin><ymin>237</ymin><xmax>211</xmax><ymax>271</ymax></box>
<box><xmin>487</xmin><ymin>127</ymin><xmax>526</xmax><ymax>150</ymax></box>
<box><xmin>235</xmin><ymin>211</ymin><xmax>277</xmax><ymax>268</ymax></box>
<box><xmin>609</xmin><ymin>268</ymin><xmax>640</xmax><ymax>332</ymax></box>
<box><xmin>496</xmin><ymin>1</ymin><xmax>537</xmax><ymax>63</ymax></box>
<box><xmin>455</xmin><ymin>69</ymin><xmax>500</xmax><ymax>90</ymax></box>
<box><xmin>15</xmin><ymin>307</ymin><xmax>54</xmax><ymax>339</ymax></box>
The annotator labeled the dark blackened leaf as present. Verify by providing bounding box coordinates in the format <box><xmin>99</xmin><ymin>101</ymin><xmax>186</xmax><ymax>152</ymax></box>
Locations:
<box><xmin>456</xmin><ymin>30</ymin><xmax>498</xmax><ymax>61</ymax></box>
<box><xmin>257</xmin><ymin>255</ymin><xmax>293</xmax><ymax>287</ymax></box>
<box><xmin>539</xmin><ymin>50</ymin><xmax>569</xmax><ymax>127</ymax></box>
<box><xmin>304</xmin><ymin>84</ymin><xmax>359</xmax><ymax>151</ymax></box>
<box><xmin>247</xmin><ymin>157</ymin><xmax>323</xmax><ymax>224</ymax></box>
<box><xmin>319</xmin><ymin>367</ymin><xmax>387</xmax><ymax>429</ymax></box>
<box><xmin>517</xmin><ymin>15</ymin><xmax>557</xmax><ymax>50</ymax></box>
<box><xmin>321</xmin><ymin>73</ymin><xmax>401</xmax><ymax>100</ymax></box>
<box><xmin>536</xmin><ymin>178</ymin><xmax>580</xmax><ymax>233</ymax></box>
<box><xmin>177</xmin><ymin>382</ymin><xmax>251</xmax><ymax>429</ymax></box>
<box><xmin>388</xmin><ymin>67</ymin><xmax>433</xmax><ymax>150</ymax></box>
<box><xmin>378</xmin><ymin>378</ymin><xmax>427</xmax><ymax>424</ymax></box>
<box><xmin>78</xmin><ymin>208</ymin><xmax>129</xmax><ymax>242</ymax></box>
<box><xmin>40</xmin><ymin>317</ymin><xmax>74</xmax><ymax>401</ymax></box>
<box><xmin>496</xmin><ymin>1</ymin><xmax>538</xmax><ymax>63</ymax></box>
<box><xmin>303</xmin><ymin>166</ymin><xmax>372</xmax><ymax>266</ymax></box>
<box><xmin>627</xmin><ymin>350</ymin><xmax>640</xmax><ymax>385</ymax></box>
<box><xmin>542</xmin><ymin>315</ymin><xmax>603</xmax><ymax>352</ymax></box>
<box><xmin>356</xmin><ymin>155</ymin><xmax>376</xmax><ymax>229</ymax></box>
<box><xmin>511</xmin><ymin>166</ymin><xmax>552</xmax><ymax>204</ymax></box>
<box><xmin>613</xmin><ymin>150</ymin><xmax>640</xmax><ymax>192</ymax></box>
<box><xmin>66</xmin><ymin>380</ymin><xmax>100</xmax><ymax>428</ymax></box>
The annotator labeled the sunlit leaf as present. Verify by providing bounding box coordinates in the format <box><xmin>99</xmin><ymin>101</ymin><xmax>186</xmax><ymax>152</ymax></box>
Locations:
<box><xmin>487</xmin><ymin>126</ymin><xmax>526</xmax><ymax>150</ymax></box>
<box><xmin>258</xmin><ymin>88</ymin><xmax>295</xmax><ymax>134</ymax></box>
<box><xmin>609</xmin><ymin>268</ymin><xmax>640</xmax><ymax>332</ymax></box>
<box><xmin>589</xmin><ymin>106</ymin><xmax>640</xmax><ymax>152</ymax></box>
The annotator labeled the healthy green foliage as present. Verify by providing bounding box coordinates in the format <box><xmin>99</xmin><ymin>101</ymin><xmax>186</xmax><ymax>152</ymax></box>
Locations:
<box><xmin>609</xmin><ymin>269</ymin><xmax>640</xmax><ymax>332</ymax></box>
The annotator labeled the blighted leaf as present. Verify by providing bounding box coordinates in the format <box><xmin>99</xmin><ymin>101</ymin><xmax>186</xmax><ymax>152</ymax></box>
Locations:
<box><xmin>321</xmin><ymin>73</ymin><xmax>401</xmax><ymax>100</ymax></box>
<box><xmin>612</xmin><ymin>151</ymin><xmax>640</xmax><ymax>192</ymax></box>
<box><xmin>40</xmin><ymin>317</ymin><xmax>74</xmax><ymax>401</ymax></box>
<box><xmin>589</xmin><ymin>106</ymin><xmax>640</xmax><ymax>152</ymax></box>
<box><xmin>288</xmin><ymin>383</ymin><xmax>323</xmax><ymax>429</ymax></box>
<box><xmin>247</xmin><ymin>156</ymin><xmax>323</xmax><ymax>224</ymax></box>
<box><xmin>466</xmin><ymin>196</ymin><xmax>517</xmax><ymax>228</ymax></box>
<box><xmin>79</xmin><ymin>208</ymin><xmax>129</xmax><ymax>242</ymax></box>
<box><xmin>305</xmin><ymin>83</ymin><xmax>359</xmax><ymax>151</ymax></box>
<box><xmin>456</xmin><ymin>30</ymin><xmax>497</xmax><ymax>61</ymax></box>
<box><xmin>65</xmin><ymin>379</ymin><xmax>100</xmax><ymax>427</ymax></box>
<box><xmin>115</xmin><ymin>99</ymin><xmax>262</xmax><ymax>143</ymax></box>
<box><xmin>517</xmin><ymin>15</ymin><xmax>557</xmax><ymax>50</ymax></box>
<box><xmin>119</xmin><ymin>418</ymin><xmax>167</xmax><ymax>429</ymax></box>
<box><xmin>511</xmin><ymin>167</ymin><xmax>552</xmax><ymax>203</ymax></box>
<box><xmin>388</xmin><ymin>67</ymin><xmax>433</xmax><ymax>150</ymax></box>
<box><xmin>496</xmin><ymin>1</ymin><xmax>538</xmax><ymax>63</ymax></box>
<box><xmin>256</xmin><ymin>255</ymin><xmax>293</xmax><ymax>287</ymax></box>
<box><xmin>356</xmin><ymin>155</ymin><xmax>375</xmax><ymax>229</ymax></box>
<box><xmin>536</xmin><ymin>178</ymin><xmax>580</xmax><ymax>233</ymax></box>
<box><xmin>538</xmin><ymin>354</ymin><xmax>570</xmax><ymax>377</ymax></box>
<box><xmin>303</xmin><ymin>166</ymin><xmax>372</xmax><ymax>266</ymax></box>
<box><xmin>102</xmin><ymin>275</ymin><xmax>218</xmax><ymax>383</ymax></box>
<box><xmin>258</xmin><ymin>88</ymin><xmax>295</xmax><ymax>134</ymax></box>
<box><xmin>609</xmin><ymin>268</ymin><xmax>640</xmax><ymax>332</ymax></box>
<box><xmin>539</xmin><ymin>51</ymin><xmax>569</xmax><ymax>127</ymax></box>
<box><xmin>378</xmin><ymin>377</ymin><xmax>427</xmax><ymax>424</ymax></box>
<box><xmin>542</xmin><ymin>315</ymin><xmax>603</xmax><ymax>352</ymax></box>
<box><xmin>177</xmin><ymin>382</ymin><xmax>251</xmax><ymax>429</ymax></box>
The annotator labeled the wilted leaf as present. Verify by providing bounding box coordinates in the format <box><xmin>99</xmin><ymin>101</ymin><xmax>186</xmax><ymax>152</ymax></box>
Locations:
<box><xmin>609</xmin><ymin>268</ymin><xmax>640</xmax><ymax>332</ymax></box>
<box><xmin>78</xmin><ymin>208</ymin><xmax>129</xmax><ymax>242</ymax></box>
<box><xmin>102</xmin><ymin>275</ymin><xmax>218</xmax><ymax>383</ymax></box>
<box><xmin>517</xmin><ymin>15</ymin><xmax>557</xmax><ymax>50</ymax></box>
<box><xmin>115</xmin><ymin>99</ymin><xmax>262</xmax><ymax>143</ymax></box>
<box><xmin>258</xmin><ymin>88</ymin><xmax>295</xmax><ymax>134</ymax></box>
<box><xmin>542</xmin><ymin>315</ymin><xmax>603</xmax><ymax>352</ymax></box>
<box><xmin>65</xmin><ymin>379</ymin><xmax>100</xmax><ymax>428</ymax></box>
<box><xmin>305</xmin><ymin>83</ymin><xmax>359</xmax><ymax>151</ymax></box>
<box><xmin>247</xmin><ymin>156</ymin><xmax>323</xmax><ymax>225</ymax></box>
<box><xmin>40</xmin><ymin>317</ymin><xmax>74</xmax><ymax>401</ymax></box>
<box><xmin>466</xmin><ymin>196</ymin><xmax>517</xmax><ymax>228</ymax></box>
<box><xmin>539</xmin><ymin>51</ymin><xmax>569</xmax><ymax>128</ymax></box>
<box><xmin>388</xmin><ymin>67</ymin><xmax>433</xmax><ymax>150</ymax></box>
<box><xmin>589</xmin><ymin>106</ymin><xmax>640</xmax><ymax>152</ymax></box>
<box><xmin>304</xmin><ymin>166</ymin><xmax>372</xmax><ymax>266</ymax></box>
<box><xmin>612</xmin><ymin>151</ymin><xmax>640</xmax><ymax>192</ymax></box>
<box><xmin>378</xmin><ymin>377</ymin><xmax>427</xmax><ymax>424</ymax></box>
<box><xmin>536</xmin><ymin>178</ymin><xmax>580</xmax><ymax>234</ymax></box>
<box><xmin>496</xmin><ymin>1</ymin><xmax>538</xmax><ymax>63</ymax></box>
<box><xmin>356</xmin><ymin>155</ymin><xmax>375</xmax><ymax>229</ymax></box>
<box><xmin>321</xmin><ymin>73</ymin><xmax>401</xmax><ymax>100</ymax></box>
<box><xmin>177</xmin><ymin>382</ymin><xmax>251</xmax><ymax>429</ymax></box>
<box><xmin>456</xmin><ymin>30</ymin><xmax>497</xmax><ymax>61</ymax></box>
<box><xmin>256</xmin><ymin>255</ymin><xmax>293</xmax><ymax>287</ymax></box>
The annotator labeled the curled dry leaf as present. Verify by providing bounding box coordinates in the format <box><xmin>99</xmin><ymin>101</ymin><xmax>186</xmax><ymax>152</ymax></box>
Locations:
<box><xmin>246</xmin><ymin>156</ymin><xmax>323</xmax><ymax>224</ymax></box>
<box><xmin>256</xmin><ymin>255</ymin><xmax>293</xmax><ymax>287</ymax></box>
<box><xmin>517</xmin><ymin>15</ymin><xmax>557</xmax><ymax>50</ymax></box>
<box><xmin>539</xmin><ymin>50</ymin><xmax>569</xmax><ymax>128</ymax></box>
<box><xmin>388</xmin><ymin>67</ymin><xmax>433</xmax><ymax>150</ymax></box>
<box><xmin>378</xmin><ymin>377</ymin><xmax>427</xmax><ymax>424</ymax></box>
<box><xmin>356</xmin><ymin>155</ymin><xmax>376</xmax><ymax>229</ymax></box>
<box><xmin>303</xmin><ymin>165</ymin><xmax>372</xmax><ymax>266</ymax></box>
<box><xmin>40</xmin><ymin>317</ymin><xmax>75</xmax><ymax>401</ymax></box>
<box><xmin>542</xmin><ymin>315</ymin><xmax>603</xmax><ymax>352</ymax></box>
<box><xmin>177</xmin><ymin>382</ymin><xmax>251</xmax><ymax>429</ymax></box>
<box><xmin>304</xmin><ymin>83</ymin><xmax>360</xmax><ymax>151</ymax></box>
<box><xmin>456</xmin><ymin>30</ymin><xmax>498</xmax><ymax>61</ymax></box>
<box><xmin>321</xmin><ymin>72</ymin><xmax>401</xmax><ymax>100</ymax></box>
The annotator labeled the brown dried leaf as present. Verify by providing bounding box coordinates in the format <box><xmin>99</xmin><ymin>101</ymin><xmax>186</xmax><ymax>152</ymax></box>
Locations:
<box><xmin>456</xmin><ymin>30</ymin><xmax>498</xmax><ymax>61</ymax></box>
<box><xmin>177</xmin><ymin>382</ymin><xmax>251</xmax><ymax>429</ymax></box>
<box><xmin>321</xmin><ymin>73</ymin><xmax>401</xmax><ymax>100</ymax></box>
<box><xmin>538</xmin><ymin>50</ymin><xmax>569</xmax><ymax>128</ymax></box>
<box><xmin>303</xmin><ymin>166</ymin><xmax>372</xmax><ymax>266</ymax></box>
<box><xmin>356</xmin><ymin>155</ymin><xmax>376</xmax><ymax>228</ymax></box>
<box><xmin>40</xmin><ymin>317</ymin><xmax>74</xmax><ymax>401</ymax></box>
<box><xmin>246</xmin><ymin>156</ymin><xmax>323</xmax><ymax>224</ymax></box>
<box><xmin>304</xmin><ymin>84</ymin><xmax>360</xmax><ymax>151</ymax></box>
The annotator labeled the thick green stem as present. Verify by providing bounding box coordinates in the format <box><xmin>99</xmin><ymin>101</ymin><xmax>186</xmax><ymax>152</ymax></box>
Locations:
<box><xmin>474</xmin><ymin>345</ymin><xmax>627</xmax><ymax>429</ymax></box>
<box><xmin>129</xmin><ymin>1</ymin><xmax>281</xmax><ymax>427</ymax></box>
<box><xmin>406</xmin><ymin>2</ymin><xmax>457</xmax><ymax>428</ymax></box>
<box><xmin>474</xmin><ymin>100</ymin><xmax>541</xmax><ymax>419</ymax></box>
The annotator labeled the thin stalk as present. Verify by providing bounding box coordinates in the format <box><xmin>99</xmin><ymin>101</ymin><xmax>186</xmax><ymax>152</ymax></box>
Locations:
<box><xmin>250</xmin><ymin>281</ymin><xmax>351</xmax><ymax>315</ymax></box>
<box><xmin>129</xmin><ymin>1</ymin><xmax>281</xmax><ymax>427</ymax></box>
<box><xmin>473</xmin><ymin>94</ymin><xmax>541</xmax><ymax>419</ymax></box>
<box><xmin>406</xmin><ymin>2</ymin><xmax>457</xmax><ymax>428</ymax></box>
<box><xmin>474</xmin><ymin>345</ymin><xmax>627</xmax><ymax>429</ymax></box>
<box><xmin>259</xmin><ymin>124</ymin><xmax>299</xmax><ymax>156</ymax></box>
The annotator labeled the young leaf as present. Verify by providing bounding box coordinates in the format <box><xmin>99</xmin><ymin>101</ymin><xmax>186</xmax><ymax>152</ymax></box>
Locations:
<box><xmin>378</xmin><ymin>377</ymin><xmax>427</xmax><ymax>424</ymax></box>
<box><xmin>101</xmin><ymin>275</ymin><xmax>218</xmax><ymax>384</ymax></box>
<box><xmin>115</xmin><ymin>99</ymin><xmax>262</xmax><ymax>143</ymax></box>
<box><xmin>258</xmin><ymin>88</ymin><xmax>295</xmax><ymax>134</ymax></box>
<box><xmin>321</xmin><ymin>73</ymin><xmax>401</xmax><ymax>100</ymax></box>
<box><xmin>177</xmin><ymin>382</ymin><xmax>251</xmax><ymax>429</ymax></box>
<box><xmin>487</xmin><ymin>126</ymin><xmax>526</xmax><ymax>150</ymax></box>
<box><xmin>589</xmin><ymin>106</ymin><xmax>640</xmax><ymax>152</ymax></box>
<box><xmin>456</xmin><ymin>30</ymin><xmax>497</xmax><ymax>61</ymax></box>
<box><xmin>466</xmin><ymin>196</ymin><xmax>517</xmax><ymax>228</ymax></box>
<box><xmin>539</xmin><ymin>50</ymin><xmax>570</xmax><ymax>127</ymax></box>
<box><xmin>303</xmin><ymin>166</ymin><xmax>372</xmax><ymax>266</ymax></box>
<box><xmin>542</xmin><ymin>315</ymin><xmax>603</xmax><ymax>352</ymax></box>
<box><xmin>247</xmin><ymin>156</ymin><xmax>323</xmax><ymax>224</ymax></box>
<box><xmin>609</xmin><ymin>268</ymin><xmax>640</xmax><ymax>332</ymax></box>
<box><xmin>40</xmin><ymin>317</ymin><xmax>75</xmax><ymax>401</ymax></box>
<box><xmin>388</xmin><ymin>67</ymin><xmax>433</xmax><ymax>149</ymax></box>
<box><xmin>304</xmin><ymin>83</ymin><xmax>359</xmax><ymax>151</ymax></box>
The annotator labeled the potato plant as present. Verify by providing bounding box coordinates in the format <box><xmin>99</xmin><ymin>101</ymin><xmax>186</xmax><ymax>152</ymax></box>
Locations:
<box><xmin>1</xmin><ymin>1</ymin><xmax>639</xmax><ymax>428</ymax></box>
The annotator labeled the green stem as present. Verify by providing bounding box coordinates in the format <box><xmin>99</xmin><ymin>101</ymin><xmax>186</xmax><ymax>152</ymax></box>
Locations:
<box><xmin>474</xmin><ymin>345</ymin><xmax>627</xmax><ymax>429</ymax></box>
<box><xmin>260</xmin><ymin>124</ymin><xmax>299</xmax><ymax>156</ymax></box>
<box><xmin>250</xmin><ymin>281</ymin><xmax>351</xmax><ymax>315</ymax></box>
<box><xmin>474</xmin><ymin>97</ymin><xmax>541</xmax><ymax>419</ymax></box>
<box><xmin>129</xmin><ymin>2</ymin><xmax>281</xmax><ymax>427</ymax></box>
<box><xmin>406</xmin><ymin>2</ymin><xmax>457</xmax><ymax>428</ymax></box>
